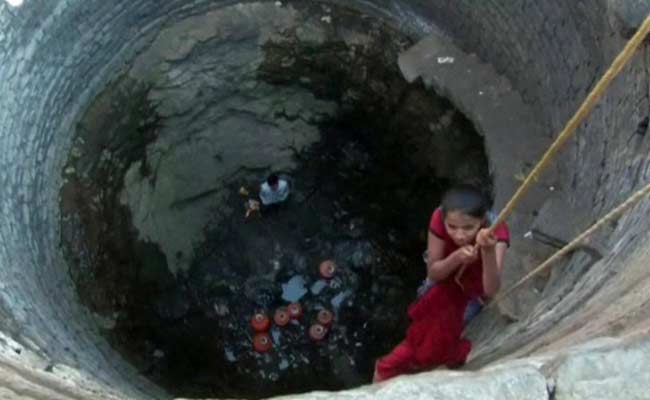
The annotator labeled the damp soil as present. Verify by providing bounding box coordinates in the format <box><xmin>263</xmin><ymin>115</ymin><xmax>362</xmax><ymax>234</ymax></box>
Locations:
<box><xmin>59</xmin><ymin>3</ymin><xmax>490</xmax><ymax>399</ymax></box>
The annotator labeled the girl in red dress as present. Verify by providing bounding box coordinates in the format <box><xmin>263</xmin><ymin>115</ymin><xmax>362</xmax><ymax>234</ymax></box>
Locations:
<box><xmin>374</xmin><ymin>184</ymin><xmax>509</xmax><ymax>382</ymax></box>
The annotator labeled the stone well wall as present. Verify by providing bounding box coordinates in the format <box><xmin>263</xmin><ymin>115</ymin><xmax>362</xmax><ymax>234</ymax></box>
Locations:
<box><xmin>1</xmin><ymin>0</ymin><xmax>649</xmax><ymax>399</ymax></box>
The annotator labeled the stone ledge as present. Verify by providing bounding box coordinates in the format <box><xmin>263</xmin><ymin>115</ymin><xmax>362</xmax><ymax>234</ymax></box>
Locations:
<box><xmin>397</xmin><ymin>28</ymin><xmax>563</xmax><ymax>341</ymax></box>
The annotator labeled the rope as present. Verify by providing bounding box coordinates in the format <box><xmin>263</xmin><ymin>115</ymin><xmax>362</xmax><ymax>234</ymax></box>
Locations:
<box><xmin>488</xmin><ymin>14</ymin><xmax>650</xmax><ymax>233</ymax></box>
<box><xmin>488</xmin><ymin>181</ymin><xmax>650</xmax><ymax>309</ymax></box>
<box><xmin>454</xmin><ymin>15</ymin><xmax>650</xmax><ymax>284</ymax></box>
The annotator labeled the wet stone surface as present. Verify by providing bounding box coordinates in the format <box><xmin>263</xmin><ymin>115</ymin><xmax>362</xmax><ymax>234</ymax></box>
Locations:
<box><xmin>58</xmin><ymin>2</ymin><xmax>490</xmax><ymax>398</ymax></box>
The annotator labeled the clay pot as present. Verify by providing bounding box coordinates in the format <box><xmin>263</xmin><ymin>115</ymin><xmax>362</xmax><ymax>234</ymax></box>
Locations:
<box><xmin>274</xmin><ymin>307</ymin><xmax>290</xmax><ymax>327</ymax></box>
<box><xmin>287</xmin><ymin>302</ymin><xmax>303</xmax><ymax>319</ymax></box>
<box><xmin>317</xmin><ymin>309</ymin><xmax>334</xmax><ymax>327</ymax></box>
<box><xmin>250</xmin><ymin>312</ymin><xmax>270</xmax><ymax>332</ymax></box>
<box><xmin>253</xmin><ymin>332</ymin><xmax>272</xmax><ymax>353</ymax></box>
<box><xmin>309</xmin><ymin>323</ymin><xmax>328</xmax><ymax>341</ymax></box>
<box><xmin>319</xmin><ymin>260</ymin><xmax>336</xmax><ymax>279</ymax></box>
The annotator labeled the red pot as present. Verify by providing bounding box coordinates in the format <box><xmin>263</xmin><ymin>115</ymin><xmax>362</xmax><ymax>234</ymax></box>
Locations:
<box><xmin>319</xmin><ymin>260</ymin><xmax>336</xmax><ymax>279</ymax></box>
<box><xmin>317</xmin><ymin>309</ymin><xmax>334</xmax><ymax>327</ymax></box>
<box><xmin>253</xmin><ymin>333</ymin><xmax>272</xmax><ymax>353</ymax></box>
<box><xmin>309</xmin><ymin>323</ymin><xmax>328</xmax><ymax>341</ymax></box>
<box><xmin>251</xmin><ymin>312</ymin><xmax>270</xmax><ymax>332</ymax></box>
<box><xmin>287</xmin><ymin>302</ymin><xmax>303</xmax><ymax>319</ymax></box>
<box><xmin>274</xmin><ymin>307</ymin><xmax>290</xmax><ymax>327</ymax></box>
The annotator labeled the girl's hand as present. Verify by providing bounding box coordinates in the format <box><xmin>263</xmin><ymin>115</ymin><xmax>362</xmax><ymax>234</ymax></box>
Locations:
<box><xmin>476</xmin><ymin>228</ymin><xmax>497</xmax><ymax>248</ymax></box>
<box><xmin>454</xmin><ymin>245</ymin><xmax>478</xmax><ymax>264</ymax></box>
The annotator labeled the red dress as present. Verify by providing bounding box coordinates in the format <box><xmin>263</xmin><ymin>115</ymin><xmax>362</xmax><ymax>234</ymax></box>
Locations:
<box><xmin>375</xmin><ymin>208</ymin><xmax>509</xmax><ymax>381</ymax></box>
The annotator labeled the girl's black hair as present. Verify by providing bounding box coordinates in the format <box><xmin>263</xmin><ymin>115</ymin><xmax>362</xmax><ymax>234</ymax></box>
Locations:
<box><xmin>440</xmin><ymin>184</ymin><xmax>492</xmax><ymax>219</ymax></box>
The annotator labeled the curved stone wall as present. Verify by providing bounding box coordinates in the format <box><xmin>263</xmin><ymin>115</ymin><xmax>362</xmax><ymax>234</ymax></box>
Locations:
<box><xmin>0</xmin><ymin>0</ymin><xmax>649</xmax><ymax>399</ymax></box>
<box><xmin>411</xmin><ymin>1</ymin><xmax>650</xmax><ymax>367</ymax></box>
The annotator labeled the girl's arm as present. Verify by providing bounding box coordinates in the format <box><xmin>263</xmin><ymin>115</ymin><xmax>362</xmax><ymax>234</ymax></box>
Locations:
<box><xmin>477</xmin><ymin>229</ymin><xmax>508</xmax><ymax>297</ymax></box>
<box><xmin>426</xmin><ymin>232</ymin><xmax>468</xmax><ymax>281</ymax></box>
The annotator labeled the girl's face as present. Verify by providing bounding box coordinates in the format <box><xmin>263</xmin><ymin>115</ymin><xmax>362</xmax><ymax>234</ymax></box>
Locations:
<box><xmin>443</xmin><ymin>210</ymin><xmax>484</xmax><ymax>246</ymax></box>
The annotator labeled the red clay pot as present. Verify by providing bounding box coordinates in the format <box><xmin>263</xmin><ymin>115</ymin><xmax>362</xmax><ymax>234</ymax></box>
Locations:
<box><xmin>287</xmin><ymin>302</ymin><xmax>303</xmax><ymax>319</ymax></box>
<box><xmin>319</xmin><ymin>260</ymin><xmax>336</xmax><ymax>279</ymax></box>
<box><xmin>251</xmin><ymin>312</ymin><xmax>270</xmax><ymax>332</ymax></box>
<box><xmin>317</xmin><ymin>309</ymin><xmax>334</xmax><ymax>327</ymax></box>
<box><xmin>253</xmin><ymin>332</ymin><xmax>272</xmax><ymax>353</ymax></box>
<box><xmin>309</xmin><ymin>323</ymin><xmax>328</xmax><ymax>341</ymax></box>
<box><xmin>274</xmin><ymin>307</ymin><xmax>290</xmax><ymax>327</ymax></box>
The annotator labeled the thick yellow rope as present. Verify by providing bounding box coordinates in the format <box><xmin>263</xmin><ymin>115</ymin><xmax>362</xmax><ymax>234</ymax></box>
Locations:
<box><xmin>466</xmin><ymin>15</ymin><xmax>650</xmax><ymax>304</ymax></box>
<box><xmin>488</xmin><ymin>181</ymin><xmax>650</xmax><ymax>309</ymax></box>
<box><xmin>488</xmin><ymin>14</ymin><xmax>650</xmax><ymax>233</ymax></box>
